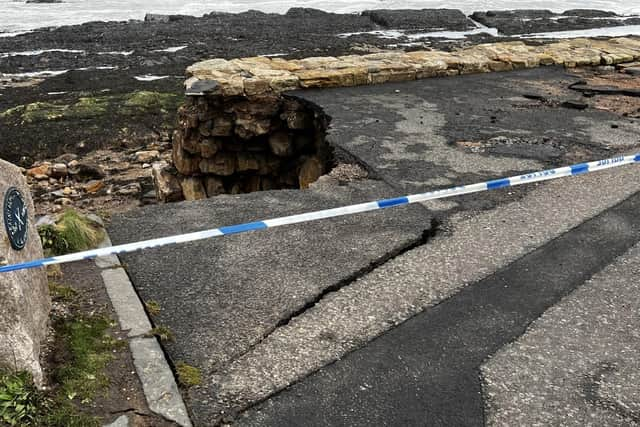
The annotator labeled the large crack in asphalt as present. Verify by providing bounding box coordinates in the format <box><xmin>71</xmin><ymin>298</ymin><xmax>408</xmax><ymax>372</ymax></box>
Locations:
<box><xmin>234</xmin><ymin>191</ymin><xmax>640</xmax><ymax>426</ymax></box>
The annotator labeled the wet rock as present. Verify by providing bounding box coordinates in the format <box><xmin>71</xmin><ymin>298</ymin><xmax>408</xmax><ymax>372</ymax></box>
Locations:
<box><xmin>471</xmin><ymin>9</ymin><xmax>640</xmax><ymax>35</ymax></box>
<box><xmin>68</xmin><ymin>162</ymin><xmax>106</xmax><ymax>181</ymax></box>
<box><xmin>362</xmin><ymin>9</ymin><xmax>474</xmax><ymax>31</ymax></box>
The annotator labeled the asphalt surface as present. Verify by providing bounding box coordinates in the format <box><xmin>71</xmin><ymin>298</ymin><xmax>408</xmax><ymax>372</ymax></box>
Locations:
<box><xmin>108</xmin><ymin>178</ymin><xmax>432</xmax><ymax>425</ymax></box>
<box><xmin>483</xmin><ymin>242</ymin><xmax>640</xmax><ymax>426</ymax></box>
<box><xmin>237</xmin><ymin>191</ymin><xmax>640</xmax><ymax>426</ymax></box>
<box><xmin>210</xmin><ymin>163</ymin><xmax>640</xmax><ymax>420</ymax></box>
<box><xmin>297</xmin><ymin>67</ymin><xmax>640</xmax><ymax>200</ymax></box>
<box><xmin>109</xmin><ymin>67</ymin><xmax>640</xmax><ymax>425</ymax></box>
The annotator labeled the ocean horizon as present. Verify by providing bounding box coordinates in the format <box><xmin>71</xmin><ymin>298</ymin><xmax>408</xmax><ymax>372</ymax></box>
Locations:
<box><xmin>2</xmin><ymin>0</ymin><xmax>640</xmax><ymax>35</ymax></box>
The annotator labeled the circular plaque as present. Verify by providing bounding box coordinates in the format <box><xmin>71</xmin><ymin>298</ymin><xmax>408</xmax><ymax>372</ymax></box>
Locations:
<box><xmin>4</xmin><ymin>187</ymin><xmax>28</xmax><ymax>250</ymax></box>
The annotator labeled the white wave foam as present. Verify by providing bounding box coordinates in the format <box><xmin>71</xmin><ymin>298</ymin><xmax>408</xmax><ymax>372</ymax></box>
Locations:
<box><xmin>152</xmin><ymin>45</ymin><xmax>188</xmax><ymax>53</ymax></box>
<box><xmin>0</xmin><ymin>0</ymin><xmax>639</xmax><ymax>35</ymax></box>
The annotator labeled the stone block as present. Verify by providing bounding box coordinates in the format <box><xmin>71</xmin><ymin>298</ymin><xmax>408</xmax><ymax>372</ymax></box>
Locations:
<box><xmin>152</xmin><ymin>162</ymin><xmax>183</xmax><ymax>203</ymax></box>
<box><xmin>211</xmin><ymin>116</ymin><xmax>234</xmax><ymax>137</ymax></box>
<box><xmin>244</xmin><ymin>78</ymin><xmax>272</xmax><ymax>96</ymax></box>
<box><xmin>180</xmin><ymin>177</ymin><xmax>207</xmax><ymax>201</ymax></box>
<box><xmin>199</xmin><ymin>152</ymin><xmax>236</xmax><ymax>176</ymax></box>
<box><xmin>204</xmin><ymin>176</ymin><xmax>225</xmax><ymax>197</ymax></box>
<box><xmin>172</xmin><ymin>131</ymin><xmax>201</xmax><ymax>175</ymax></box>
<box><xmin>237</xmin><ymin>152</ymin><xmax>260</xmax><ymax>172</ymax></box>
<box><xmin>0</xmin><ymin>159</ymin><xmax>51</xmax><ymax>385</ymax></box>
<box><xmin>298</xmin><ymin>156</ymin><xmax>324</xmax><ymax>189</ymax></box>
<box><xmin>233</xmin><ymin>96</ymin><xmax>281</xmax><ymax>118</ymax></box>
<box><xmin>199</xmin><ymin>139</ymin><xmax>221</xmax><ymax>159</ymax></box>
<box><xmin>268</xmin><ymin>131</ymin><xmax>294</xmax><ymax>157</ymax></box>
<box><xmin>268</xmin><ymin>74</ymin><xmax>301</xmax><ymax>92</ymax></box>
<box><xmin>235</xmin><ymin>117</ymin><xmax>272</xmax><ymax>139</ymax></box>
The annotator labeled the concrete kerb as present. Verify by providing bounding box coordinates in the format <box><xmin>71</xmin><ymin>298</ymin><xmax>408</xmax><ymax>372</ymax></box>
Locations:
<box><xmin>95</xmin><ymin>235</ymin><xmax>192</xmax><ymax>427</ymax></box>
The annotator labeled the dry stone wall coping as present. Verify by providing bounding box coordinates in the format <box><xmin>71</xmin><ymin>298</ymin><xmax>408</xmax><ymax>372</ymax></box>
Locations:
<box><xmin>185</xmin><ymin>37</ymin><xmax>640</xmax><ymax>96</ymax></box>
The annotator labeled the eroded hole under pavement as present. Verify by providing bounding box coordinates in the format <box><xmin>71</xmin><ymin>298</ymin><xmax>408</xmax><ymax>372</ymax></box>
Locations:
<box><xmin>158</xmin><ymin>93</ymin><xmax>334</xmax><ymax>201</ymax></box>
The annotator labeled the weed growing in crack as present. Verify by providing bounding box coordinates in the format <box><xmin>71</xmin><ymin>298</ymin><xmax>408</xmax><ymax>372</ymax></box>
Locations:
<box><xmin>147</xmin><ymin>326</ymin><xmax>174</xmax><ymax>342</ymax></box>
<box><xmin>175</xmin><ymin>362</ymin><xmax>202</xmax><ymax>388</ymax></box>
<box><xmin>144</xmin><ymin>300</ymin><xmax>161</xmax><ymax>317</ymax></box>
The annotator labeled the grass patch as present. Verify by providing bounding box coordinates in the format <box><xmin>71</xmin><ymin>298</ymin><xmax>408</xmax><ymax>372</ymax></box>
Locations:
<box><xmin>38</xmin><ymin>210</ymin><xmax>105</xmax><ymax>256</ymax></box>
<box><xmin>48</xmin><ymin>283</ymin><xmax>77</xmax><ymax>302</ymax></box>
<box><xmin>147</xmin><ymin>326</ymin><xmax>174</xmax><ymax>342</ymax></box>
<box><xmin>53</xmin><ymin>315</ymin><xmax>122</xmax><ymax>403</ymax></box>
<box><xmin>144</xmin><ymin>300</ymin><xmax>161</xmax><ymax>317</ymax></box>
<box><xmin>175</xmin><ymin>362</ymin><xmax>202</xmax><ymax>388</ymax></box>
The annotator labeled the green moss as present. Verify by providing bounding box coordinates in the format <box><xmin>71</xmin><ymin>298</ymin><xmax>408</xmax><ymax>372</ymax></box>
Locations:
<box><xmin>122</xmin><ymin>91</ymin><xmax>182</xmax><ymax>114</ymax></box>
<box><xmin>175</xmin><ymin>362</ymin><xmax>202</xmax><ymax>388</ymax></box>
<box><xmin>0</xmin><ymin>91</ymin><xmax>182</xmax><ymax>124</ymax></box>
<box><xmin>67</xmin><ymin>97</ymin><xmax>109</xmax><ymax>119</ymax></box>
<box><xmin>54</xmin><ymin>315</ymin><xmax>122</xmax><ymax>402</ymax></box>
<box><xmin>38</xmin><ymin>210</ymin><xmax>105</xmax><ymax>256</ymax></box>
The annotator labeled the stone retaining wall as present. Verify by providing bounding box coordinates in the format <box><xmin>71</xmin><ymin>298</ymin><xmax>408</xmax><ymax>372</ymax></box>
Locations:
<box><xmin>160</xmin><ymin>37</ymin><xmax>640</xmax><ymax>201</ymax></box>
<box><xmin>166</xmin><ymin>95</ymin><xmax>330</xmax><ymax>201</ymax></box>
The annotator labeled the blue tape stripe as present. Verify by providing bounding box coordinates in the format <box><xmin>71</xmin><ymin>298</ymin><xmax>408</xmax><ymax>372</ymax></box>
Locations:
<box><xmin>571</xmin><ymin>163</ymin><xmax>589</xmax><ymax>175</ymax></box>
<box><xmin>487</xmin><ymin>178</ymin><xmax>511</xmax><ymax>190</ymax></box>
<box><xmin>635</xmin><ymin>154</ymin><xmax>640</xmax><ymax>162</ymax></box>
<box><xmin>0</xmin><ymin>257</ymin><xmax>52</xmax><ymax>273</ymax></box>
<box><xmin>377</xmin><ymin>197</ymin><xmax>409</xmax><ymax>208</ymax></box>
<box><xmin>219</xmin><ymin>221</ymin><xmax>268</xmax><ymax>235</ymax></box>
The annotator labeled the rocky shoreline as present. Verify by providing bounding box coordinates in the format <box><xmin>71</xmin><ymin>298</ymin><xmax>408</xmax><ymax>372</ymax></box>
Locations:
<box><xmin>2</xmin><ymin>7</ymin><xmax>640</xmax><ymax>214</ymax></box>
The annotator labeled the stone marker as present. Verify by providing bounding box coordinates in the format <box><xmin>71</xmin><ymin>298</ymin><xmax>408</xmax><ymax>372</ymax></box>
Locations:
<box><xmin>0</xmin><ymin>159</ymin><xmax>50</xmax><ymax>385</ymax></box>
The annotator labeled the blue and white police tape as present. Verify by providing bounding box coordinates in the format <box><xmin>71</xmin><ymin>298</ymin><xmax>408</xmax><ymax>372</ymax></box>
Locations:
<box><xmin>1</xmin><ymin>153</ymin><xmax>639</xmax><ymax>274</ymax></box>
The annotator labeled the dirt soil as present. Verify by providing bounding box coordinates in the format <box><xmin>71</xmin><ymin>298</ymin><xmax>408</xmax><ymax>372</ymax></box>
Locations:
<box><xmin>44</xmin><ymin>260</ymin><xmax>177</xmax><ymax>426</ymax></box>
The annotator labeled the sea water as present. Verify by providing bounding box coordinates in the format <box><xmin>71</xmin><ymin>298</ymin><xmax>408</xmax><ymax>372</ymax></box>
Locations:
<box><xmin>1</xmin><ymin>0</ymin><xmax>640</xmax><ymax>35</ymax></box>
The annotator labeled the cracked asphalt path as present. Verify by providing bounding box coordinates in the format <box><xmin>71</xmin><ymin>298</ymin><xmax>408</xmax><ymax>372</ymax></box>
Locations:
<box><xmin>109</xmin><ymin>67</ymin><xmax>640</xmax><ymax>425</ymax></box>
<box><xmin>237</xmin><ymin>192</ymin><xmax>640</xmax><ymax>427</ymax></box>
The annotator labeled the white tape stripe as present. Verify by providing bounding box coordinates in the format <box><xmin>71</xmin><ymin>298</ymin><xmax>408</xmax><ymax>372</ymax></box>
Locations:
<box><xmin>0</xmin><ymin>153</ymin><xmax>638</xmax><ymax>273</ymax></box>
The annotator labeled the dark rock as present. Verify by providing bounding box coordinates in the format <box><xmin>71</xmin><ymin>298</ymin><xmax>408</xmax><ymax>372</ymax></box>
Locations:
<box><xmin>362</xmin><ymin>9</ymin><xmax>474</xmax><ymax>31</ymax></box>
<box><xmin>624</xmin><ymin>67</ymin><xmax>640</xmax><ymax>77</ymax></box>
<box><xmin>68</xmin><ymin>162</ymin><xmax>106</xmax><ymax>181</ymax></box>
<box><xmin>470</xmin><ymin>9</ymin><xmax>632</xmax><ymax>35</ymax></box>
<box><xmin>561</xmin><ymin>100</ymin><xmax>589</xmax><ymax>110</ymax></box>
<box><xmin>562</xmin><ymin>9</ymin><xmax>617</xmax><ymax>18</ymax></box>
<box><xmin>144</xmin><ymin>13</ymin><xmax>188</xmax><ymax>23</ymax></box>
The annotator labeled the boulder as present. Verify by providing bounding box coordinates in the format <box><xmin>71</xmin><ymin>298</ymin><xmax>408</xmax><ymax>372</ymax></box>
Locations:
<box><xmin>0</xmin><ymin>159</ymin><xmax>51</xmax><ymax>385</ymax></box>
<box><xmin>152</xmin><ymin>163</ymin><xmax>183</xmax><ymax>203</ymax></box>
